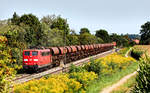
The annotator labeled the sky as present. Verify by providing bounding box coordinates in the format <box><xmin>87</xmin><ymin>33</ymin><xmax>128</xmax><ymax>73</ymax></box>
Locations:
<box><xmin>0</xmin><ymin>0</ymin><xmax>150</xmax><ymax>35</ymax></box>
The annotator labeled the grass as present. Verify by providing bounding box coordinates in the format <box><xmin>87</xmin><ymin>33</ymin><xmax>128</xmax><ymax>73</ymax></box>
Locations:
<box><xmin>111</xmin><ymin>75</ymin><xmax>136</xmax><ymax>93</ymax></box>
<box><xmin>86</xmin><ymin>61</ymin><xmax>138</xmax><ymax>93</ymax></box>
<box><xmin>118</xmin><ymin>47</ymin><xmax>130</xmax><ymax>56</ymax></box>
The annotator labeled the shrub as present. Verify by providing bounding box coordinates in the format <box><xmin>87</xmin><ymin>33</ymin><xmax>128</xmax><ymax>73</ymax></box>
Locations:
<box><xmin>69</xmin><ymin>64</ymin><xmax>86</xmax><ymax>73</ymax></box>
<box><xmin>132</xmin><ymin>55</ymin><xmax>150</xmax><ymax>93</ymax></box>
<box><xmin>84</xmin><ymin>59</ymin><xmax>102</xmax><ymax>75</ymax></box>
<box><xmin>69</xmin><ymin>71</ymin><xmax>98</xmax><ymax>89</ymax></box>
<box><xmin>14</xmin><ymin>74</ymin><xmax>82</xmax><ymax>93</ymax></box>
<box><xmin>131</xmin><ymin>49</ymin><xmax>143</xmax><ymax>60</ymax></box>
<box><xmin>0</xmin><ymin>36</ymin><xmax>16</xmax><ymax>93</ymax></box>
<box><xmin>98</xmin><ymin>53</ymin><xmax>136</xmax><ymax>74</ymax></box>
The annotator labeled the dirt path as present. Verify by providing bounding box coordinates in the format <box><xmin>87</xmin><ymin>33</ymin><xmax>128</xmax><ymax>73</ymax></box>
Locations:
<box><xmin>100</xmin><ymin>71</ymin><xmax>137</xmax><ymax>93</ymax></box>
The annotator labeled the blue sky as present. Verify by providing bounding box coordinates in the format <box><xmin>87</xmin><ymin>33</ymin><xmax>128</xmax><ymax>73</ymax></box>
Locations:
<box><xmin>1</xmin><ymin>0</ymin><xmax>150</xmax><ymax>34</ymax></box>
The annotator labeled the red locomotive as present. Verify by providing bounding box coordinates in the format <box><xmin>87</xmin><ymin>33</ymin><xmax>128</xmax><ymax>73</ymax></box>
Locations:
<box><xmin>23</xmin><ymin>43</ymin><xmax>116</xmax><ymax>71</ymax></box>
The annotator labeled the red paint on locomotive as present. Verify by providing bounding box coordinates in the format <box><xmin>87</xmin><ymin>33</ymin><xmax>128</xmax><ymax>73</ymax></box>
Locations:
<box><xmin>23</xmin><ymin>49</ymin><xmax>51</xmax><ymax>70</ymax></box>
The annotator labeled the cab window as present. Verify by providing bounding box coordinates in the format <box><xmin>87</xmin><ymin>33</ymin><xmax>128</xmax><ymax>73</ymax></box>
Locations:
<box><xmin>24</xmin><ymin>51</ymin><xmax>30</xmax><ymax>56</ymax></box>
<box><xmin>41</xmin><ymin>52</ymin><xmax>50</xmax><ymax>56</ymax></box>
<box><xmin>32</xmin><ymin>51</ymin><xmax>38</xmax><ymax>56</ymax></box>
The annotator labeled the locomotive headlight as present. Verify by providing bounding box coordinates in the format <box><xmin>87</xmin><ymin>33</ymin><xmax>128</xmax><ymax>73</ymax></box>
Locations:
<box><xmin>34</xmin><ymin>59</ymin><xmax>38</xmax><ymax>61</ymax></box>
<box><xmin>24</xmin><ymin>59</ymin><xmax>28</xmax><ymax>61</ymax></box>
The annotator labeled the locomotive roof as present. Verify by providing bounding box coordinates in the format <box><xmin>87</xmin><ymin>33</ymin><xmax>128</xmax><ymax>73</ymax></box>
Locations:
<box><xmin>23</xmin><ymin>49</ymin><xmax>50</xmax><ymax>51</ymax></box>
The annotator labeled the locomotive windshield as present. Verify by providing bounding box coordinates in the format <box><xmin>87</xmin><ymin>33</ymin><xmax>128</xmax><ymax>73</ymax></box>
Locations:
<box><xmin>32</xmin><ymin>51</ymin><xmax>38</xmax><ymax>56</ymax></box>
<box><xmin>24</xmin><ymin>51</ymin><xmax>30</xmax><ymax>56</ymax></box>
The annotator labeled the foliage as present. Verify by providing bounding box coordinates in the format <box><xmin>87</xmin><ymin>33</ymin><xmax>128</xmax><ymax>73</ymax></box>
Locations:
<box><xmin>40</xmin><ymin>14</ymin><xmax>56</xmax><ymax>27</ymax></box>
<box><xmin>4</xmin><ymin>25</ymin><xmax>26</xmax><ymax>48</ymax></box>
<box><xmin>19</xmin><ymin>14</ymin><xmax>40</xmax><ymax>27</ymax></box>
<box><xmin>82</xmin><ymin>52</ymin><xmax>136</xmax><ymax>79</ymax></box>
<box><xmin>11</xmin><ymin>13</ymin><xmax>43</xmax><ymax>46</ymax></box>
<box><xmin>51</xmin><ymin>16</ymin><xmax>70</xmax><ymax>35</ymax></box>
<box><xmin>11</xmin><ymin>12</ymin><xmax>20</xmax><ymax>25</ymax></box>
<box><xmin>110</xmin><ymin>33</ymin><xmax>129</xmax><ymax>47</ymax></box>
<box><xmin>0</xmin><ymin>36</ymin><xmax>16</xmax><ymax>93</ymax></box>
<box><xmin>14</xmin><ymin>74</ymin><xmax>82</xmax><ymax>93</ymax></box>
<box><xmin>42</xmin><ymin>27</ymin><xmax>65</xmax><ymax>47</ymax></box>
<box><xmin>4</xmin><ymin>25</ymin><xmax>27</xmax><ymax>70</ymax></box>
<box><xmin>95</xmin><ymin>29</ymin><xmax>110</xmax><ymax>43</ymax></box>
<box><xmin>131</xmin><ymin>45</ymin><xmax>150</xmax><ymax>59</ymax></box>
<box><xmin>69</xmin><ymin>64</ymin><xmax>86</xmax><ymax>73</ymax></box>
<box><xmin>14</xmin><ymin>72</ymin><xmax>97</xmax><ymax>93</ymax></box>
<box><xmin>140</xmin><ymin>21</ymin><xmax>150</xmax><ymax>44</ymax></box>
<box><xmin>79</xmin><ymin>33</ymin><xmax>101</xmax><ymax>45</ymax></box>
<box><xmin>84</xmin><ymin>59</ymin><xmax>102</xmax><ymax>75</ymax></box>
<box><xmin>118</xmin><ymin>47</ymin><xmax>130</xmax><ymax>56</ymax></box>
<box><xmin>97</xmin><ymin>53</ymin><xmax>136</xmax><ymax>74</ymax></box>
<box><xmin>79</xmin><ymin>28</ymin><xmax>90</xmax><ymax>34</ymax></box>
<box><xmin>131</xmin><ymin>48</ymin><xmax>143</xmax><ymax>60</ymax></box>
<box><xmin>96</xmin><ymin>37</ymin><xmax>104</xmax><ymax>43</ymax></box>
<box><xmin>69</xmin><ymin>72</ymin><xmax>98</xmax><ymax>89</ymax></box>
<box><xmin>20</xmin><ymin>14</ymin><xmax>43</xmax><ymax>46</ymax></box>
<box><xmin>67</xmin><ymin>34</ymin><xmax>79</xmax><ymax>45</ymax></box>
<box><xmin>133</xmin><ymin>56</ymin><xmax>150</xmax><ymax>93</ymax></box>
<box><xmin>129</xmin><ymin>41</ymin><xmax>137</xmax><ymax>46</ymax></box>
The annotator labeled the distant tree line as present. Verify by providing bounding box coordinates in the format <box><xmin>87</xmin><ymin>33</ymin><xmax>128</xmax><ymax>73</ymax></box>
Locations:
<box><xmin>0</xmin><ymin>12</ymin><xmax>137</xmax><ymax>48</ymax></box>
<box><xmin>0</xmin><ymin>12</ymin><xmax>136</xmax><ymax>67</ymax></box>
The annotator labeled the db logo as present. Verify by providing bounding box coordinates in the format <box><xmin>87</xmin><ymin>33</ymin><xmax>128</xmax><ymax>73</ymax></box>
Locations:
<box><xmin>29</xmin><ymin>59</ymin><xmax>32</xmax><ymax>61</ymax></box>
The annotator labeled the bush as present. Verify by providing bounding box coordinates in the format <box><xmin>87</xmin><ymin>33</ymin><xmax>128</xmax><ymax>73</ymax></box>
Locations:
<box><xmin>98</xmin><ymin>53</ymin><xmax>136</xmax><ymax>74</ymax></box>
<box><xmin>0</xmin><ymin>36</ymin><xmax>16</xmax><ymax>93</ymax></box>
<box><xmin>14</xmin><ymin>74</ymin><xmax>82</xmax><ymax>93</ymax></box>
<box><xmin>69</xmin><ymin>72</ymin><xmax>98</xmax><ymax>89</ymax></box>
<box><xmin>133</xmin><ymin>55</ymin><xmax>150</xmax><ymax>93</ymax></box>
<box><xmin>131</xmin><ymin>49</ymin><xmax>143</xmax><ymax>60</ymax></box>
<box><xmin>69</xmin><ymin>64</ymin><xmax>86</xmax><ymax>73</ymax></box>
<box><xmin>84</xmin><ymin>59</ymin><xmax>102</xmax><ymax>75</ymax></box>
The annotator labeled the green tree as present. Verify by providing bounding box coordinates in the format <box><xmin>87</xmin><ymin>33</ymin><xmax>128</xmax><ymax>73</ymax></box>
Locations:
<box><xmin>19</xmin><ymin>14</ymin><xmax>43</xmax><ymax>46</ymax></box>
<box><xmin>110</xmin><ymin>33</ymin><xmax>129</xmax><ymax>47</ymax></box>
<box><xmin>42</xmin><ymin>26</ymin><xmax>65</xmax><ymax>47</ymax></box>
<box><xmin>19</xmin><ymin>14</ymin><xmax>40</xmax><ymax>27</ymax></box>
<box><xmin>67</xmin><ymin>29</ymin><xmax>79</xmax><ymax>45</ymax></box>
<box><xmin>79</xmin><ymin>33</ymin><xmax>98</xmax><ymax>45</ymax></box>
<box><xmin>41</xmin><ymin>15</ymin><xmax>56</xmax><ymax>27</ymax></box>
<box><xmin>140</xmin><ymin>21</ymin><xmax>150</xmax><ymax>44</ymax></box>
<box><xmin>11</xmin><ymin>12</ymin><xmax>20</xmax><ymax>25</ymax></box>
<box><xmin>67</xmin><ymin>34</ymin><xmax>79</xmax><ymax>45</ymax></box>
<box><xmin>96</xmin><ymin>37</ymin><xmax>104</xmax><ymax>44</ymax></box>
<box><xmin>80</xmin><ymin>28</ymin><xmax>90</xmax><ymax>34</ymax></box>
<box><xmin>95</xmin><ymin>29</ymin><xmax>110</xmax><ymax>43</ymax></box>
<box><xmin>51</xmin><ymin>16</ymin><xmax>70</xmax><ymax>35</ymax></box>
<box><xmin>4</xmin><ymin>25</ymin><xmax>26</xmax><ymax>70</ymax></box>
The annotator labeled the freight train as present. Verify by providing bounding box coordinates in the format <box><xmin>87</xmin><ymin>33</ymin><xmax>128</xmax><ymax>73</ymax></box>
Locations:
<box><xmin>23</xmin><ymin>43</ymin><xmax>116</xmax><ymax>71</ymax></box>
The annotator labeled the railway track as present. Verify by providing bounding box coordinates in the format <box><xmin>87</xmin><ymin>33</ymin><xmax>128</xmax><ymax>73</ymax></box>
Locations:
<box><xmin>13</xmin><ymin>49</ymin><xmax>115</xmax><ymax>84</ymax></box>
